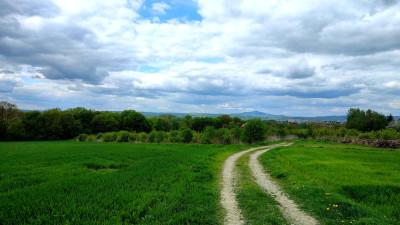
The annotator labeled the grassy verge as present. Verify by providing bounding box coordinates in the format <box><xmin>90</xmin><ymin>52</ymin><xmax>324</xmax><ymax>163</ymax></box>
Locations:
<box><xmin>235</xmin><ymin>152</ymin><xmax>289</xmax><ymax>225</ymax></box>
<box><xmin>259</xmin><ymin>139</ymin><xmax>400</xmax><ymax>224</ymax></box>
<box><xmin>0</xmin><ymin>141</ymin><xmax>249</xmax><ymax>224</ymax></box>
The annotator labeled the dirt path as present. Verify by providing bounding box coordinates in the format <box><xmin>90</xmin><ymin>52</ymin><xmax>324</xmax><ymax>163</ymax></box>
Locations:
<box><xmin>220</xmin><ymin>143</ymin><xmax>289</xmax><ymax>225</ymax></box>
<box><xmin>249</xmin><ymin>144</ymin><xmax>320</xmax><ymax>225</ymax></box>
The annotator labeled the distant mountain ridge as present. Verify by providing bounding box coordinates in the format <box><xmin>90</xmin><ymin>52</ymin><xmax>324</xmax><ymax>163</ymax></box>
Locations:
<box><xmin>234</xmin><ymin>111</ymin><xmax>284</xmax><ymax>117</ymax></box>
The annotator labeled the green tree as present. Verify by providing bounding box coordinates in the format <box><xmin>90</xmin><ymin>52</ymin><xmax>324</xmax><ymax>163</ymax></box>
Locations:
<box><xmin>22</xmin><ymin>111</ymin><xmax>44</xmax><ymax>140</ymax></box>
<box><xmin>120</xmin><ymin>110</ymin><xmax>151</xmax><ymax>133</ymax></box>
<box><xmin>387</xmin><ymin>114</ymin><xmax>394</xmax><ymax>123</ymax></box>
<box><xmin>180</xmin><ymin>129</ymin><xmax>193</xmax><ymax>143</ymax></box>
<box><xmin>346</xmin><ymin>108</ymin><xmax>366</xmax><ymax>131</ymax></box>
<box><xmin>42</xmin><ymin>109</ymin><xmax>82</xmax><ymax>140</ymax></box>
<box><xmin>91</xmin><ymin>112</ymin><xmax>120</xmax><ymax>133</ymax></box>
<box><xmin>200</xmin><ymin>126</ymin><xmax>216</xmax><ymax>144</ymax></box>
<box><xmin>154</xmin><ymin>117</ymin><xmax>172</xmax><ymax>132</ymax></box>
<box><xmin>241</xmin><ymin>119</ymin><xmax>266</xmax><ymax>144</ymax></box>
<box><xmin>346</xmin><ymin>108</ymin><xmax>388</xmax><ymax>131</ymax></box>
<box><xmin>190</xmin><ymin>117</ymin><xmax>215</xmax><ymax>132</ymax></box>
<box><xmin>217</xmin><ymin>114</ymin><xmax>232</xmax><ymax>128</ymax></box>
<box><xmin>0</xmin><ymin>101</ymin><xmax>22</xmax><ymax>140</ymax></box>
<box><xmin>70</xmin><ymin>107</ymin><xmax>96</xmax><ymax>134</ymax></box>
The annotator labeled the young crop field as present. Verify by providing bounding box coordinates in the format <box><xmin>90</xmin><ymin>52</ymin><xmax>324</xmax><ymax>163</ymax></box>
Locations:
<box><xmin>0</xmin><ymin>141</ymin><xmax>249</xmax><ymax>224</ymax></box>
<box><xmin>260</xmin><ymin>140</ymin><xmax>400</xmax><ymax>224</ymax></box>
<box><xmin>1</xmin><ymin>140</ymin><xmax>399</xmax><ymax>224</ymax></box>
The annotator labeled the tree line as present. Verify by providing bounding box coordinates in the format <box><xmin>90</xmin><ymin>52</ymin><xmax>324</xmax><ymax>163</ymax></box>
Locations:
<box><xmin>0</xmin><ymin>101</ymin><xmax>399</xmax><ymax>144</ymax></box>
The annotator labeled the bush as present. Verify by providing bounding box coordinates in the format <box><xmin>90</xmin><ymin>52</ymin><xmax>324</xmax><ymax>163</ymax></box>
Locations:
<box><xmin>169</xmin><ymin>130</ymin><xmax>181</xmax><ymax>143</ymax></box>
<box><xmin>293</xmin><ymin>129</ymin><xmax>308</xmax><ymax>139</ymax></box>
<box><xmin>148</xmin><ymin>131</ymin><xmax>167</xmax><ymax>143</ymax></box>
<box><xmin>85</xmin><ymin>135</ymin><xmax>96</xmax><ymax>142</ymax></box>
<box><xmin>230</xmin><ymin>127</ymin><xmax>242</xmax><ymax>144</ymax></box>
<box><xmin>378</xmin><ymin>129</ymin><xmax>399</xmax><ymax>140</ymax></box>
<box><xmin>241</xmin><ymin>119</ymin><xmax>266</xmax><ymax>144</ymax></box>
<box><xmin>117</xmin><ymin>131</ymin><xmax>131</xmax><ymax>142</ymax></box>
<box><xmin>336</xmin><ymin>127</ymin><xmax>346</xmax><ymax>138</ymax></box>
<box><xmin>180</xmin><ymin>129</ymin><xmax>193</xmax><ymax>143</ymax></box>
<box><xmin>155</xmin><ymin>131</ymin><xmax>167</xmax><ymax>143</ymax></box>
<box><xmin>216</xmin><ymin>128</ymin><xmax>233</xmax><ymax>145</ymax></box>
<box><xmin>148</xmin><ymin>131</ymin><xmax>157</xmax><ymax>143</ymax></box>
<box><xmin>129</xmin><ymin>132</ymin><xmax>136</xmax><ymax>142</ymax></box>
<box><xmin>137</xmin><ymin>132</ymin><xmax>148</xmax><ymax>142</ymax></box>
<box><xmin>77</xmin><ymin>133</ymin><xmax>88</xmax><ymax>142</ymax></box>
<box><xmin>191</xmin><ymin>131</ymin><xmax>201</xmax><ymax>144</ymax></box>
<box><xmin>200</xmin><ymin>126</ymin><xmax>216</xmax><ymax>144</ymax></box>
<box><xmin>358</xmin><ymin>132</ymin><xmax>374</xmax><ymax>140</ymax></box>
<box><xmin>102</xmin><ymin>132</ymin><xmax>117</xmax><ymax>142</ymax></box>
<box><xmin>96</xmin><ymin>133</ymin><xmax>103</xmax><ymax>140</ymax></box>
<box><xmin>345</xmin><ymin>129</ymin><xmax>359</xmax><ymax>138</ymax></box>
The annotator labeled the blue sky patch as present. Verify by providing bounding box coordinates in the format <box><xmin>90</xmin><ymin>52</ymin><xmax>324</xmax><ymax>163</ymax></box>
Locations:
<box><xmin>138</xmin><ymin>65</ymin><xmax>161</xmax><ymax>73</ymax></box>
<box><xmin>139</xmin><ymin>0</ymin><xmax>202</xmax><ymax>22</ymax></box>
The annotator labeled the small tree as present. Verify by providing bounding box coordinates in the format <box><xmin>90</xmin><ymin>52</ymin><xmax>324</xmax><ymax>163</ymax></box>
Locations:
<box><xmin>180</xmin><ymin>129</ymin><xmax>193</xmax><ymax>143</ymax></box>
<box><xmin>241</xmin><ymin>119</ymin><xmax>266</xmax><ymax>144</ymax></box>
<box><xmin>0</xmin><ymin>101</ymin><xmax>21</xmax><ymax>140</ymax></box>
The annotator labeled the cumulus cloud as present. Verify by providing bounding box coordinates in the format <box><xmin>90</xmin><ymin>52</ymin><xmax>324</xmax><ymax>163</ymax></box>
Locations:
<box><xmin>0</xmin><ymin>0</ymin><xmax>399</xmax><ymax>115</ymax></box>
<box><xmin>151</xmin><ymin>2</ymin><xmax>171</xmax><ymax>15</ymax></box>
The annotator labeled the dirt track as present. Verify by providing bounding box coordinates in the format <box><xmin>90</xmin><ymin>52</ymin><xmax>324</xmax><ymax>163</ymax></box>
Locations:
<box><xmin>248</xmin><ymin>144</ymin><xmax>319</xmax><ymax>225</ymax></box>
<box><xmin>220</xmin><ymin>143</ymin><xmax>293</xmax><ymax>225</ymax></box>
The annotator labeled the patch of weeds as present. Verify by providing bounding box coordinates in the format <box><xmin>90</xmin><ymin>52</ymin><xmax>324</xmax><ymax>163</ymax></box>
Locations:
<box><xmin>83</xmin><ymin>162</ymin><xmax>127</xmax><ymax>172</ymax></box>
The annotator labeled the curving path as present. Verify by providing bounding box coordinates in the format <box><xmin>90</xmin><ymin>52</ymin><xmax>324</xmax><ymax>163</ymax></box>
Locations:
<box><xmin>249</xmin><ymin>144</ymin><xmax>320</xmax><ymax>225</ymax></box>
<box><xmin>220</xmin><ymin>143</ymin><xmax>290</xmax><ymax>225</ymax></box>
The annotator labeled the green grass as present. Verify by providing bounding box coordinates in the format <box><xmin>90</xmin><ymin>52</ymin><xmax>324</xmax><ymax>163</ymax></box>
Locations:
<box><xmin>0</xmin><ymin>141</ymin><xmax>249</xmax><ymax>224</ymax></box>
<box><xmin>236</xmin><ymin>154</ymin><xmax>289</xmax><ymax>225</ymax></box>
<box><xmin>260</xmin><ymin>140</ymin><xmax>400</xmax><ymax>224</ymax></box>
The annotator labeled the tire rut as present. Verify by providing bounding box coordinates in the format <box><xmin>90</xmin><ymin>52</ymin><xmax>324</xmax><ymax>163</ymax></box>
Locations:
<box><xmin>220</xmin><ymin>143</ymin><xmax>290</xmax><ymax>225</ymax></box>
<box><xmin>248</xmin><ymin>144</ymin><xmax>320</xmax><ymax>225</ymax></box>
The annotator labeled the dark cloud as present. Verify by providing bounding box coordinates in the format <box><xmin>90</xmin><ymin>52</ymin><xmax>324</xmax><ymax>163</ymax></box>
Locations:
<box><xmin>0</xmin><ymin>76</ymin><xmax>22</xmax><ymax>92</ymax></box>
<box><xmin>0</xmin><ymin>1</ymin><xmax>140</xmax><ymax>84</ymax></box>
<box><xmin>0</xmin><ymin>0</ymin><xmax>60</xmax><ymax>17</ymax></box>
<box><xmin>285</xmin><ymin>60</ymin><xmax>315</xmax><ymax>79</ymax></box>
<box><xmin>0</xmin><ymin>69</ymin><xmax>14</xmax><ymax>74</ymax></box>
<box><xmin>255</xmin><ymin>82</ymin><xmax>362</xmax><ymax>99</ymax></box>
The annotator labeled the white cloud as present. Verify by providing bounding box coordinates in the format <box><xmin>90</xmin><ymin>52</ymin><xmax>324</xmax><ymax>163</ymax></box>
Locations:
<box><xmin>0</xmin><ymin>0</ymin><xmax>399</xmax><ymax>115</ymax></box>
<box><xmin>151</xmin><ymin>2</ymin><xmax>171</xmax><ymax>15</ymax></box>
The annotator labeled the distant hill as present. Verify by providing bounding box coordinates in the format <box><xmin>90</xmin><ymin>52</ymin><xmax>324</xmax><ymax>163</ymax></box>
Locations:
<box><xmin>20</xmin><ymin>109</ymin><xmax>399</xmax><ymax>122</ymax></box>
<box><xmin>140</xmin><ymin>111</ymin><xmax>348</xmax><ymax>122</ymax></box>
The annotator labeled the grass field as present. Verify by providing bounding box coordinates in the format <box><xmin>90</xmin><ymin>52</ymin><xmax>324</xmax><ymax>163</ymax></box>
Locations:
<box><xmin>260</xmin><ymin>140</ymin><xmax>400</xmax><ymax>224</ymax></box>
<box><xmin>1</xmin><ymin>140</ymin><xmax>399</xmax><ymax>224</ymax></box>
<box><xmin>0</xmin><ymin>141</ymin><xmax>249</xmax><ymax>224</ymax></box>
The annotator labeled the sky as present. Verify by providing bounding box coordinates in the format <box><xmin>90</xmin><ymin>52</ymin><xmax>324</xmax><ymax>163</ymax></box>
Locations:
<box><xmin>0</xmin><ymin>0</ymin><xmax>399</xmax><ymax>116</ymax></box>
